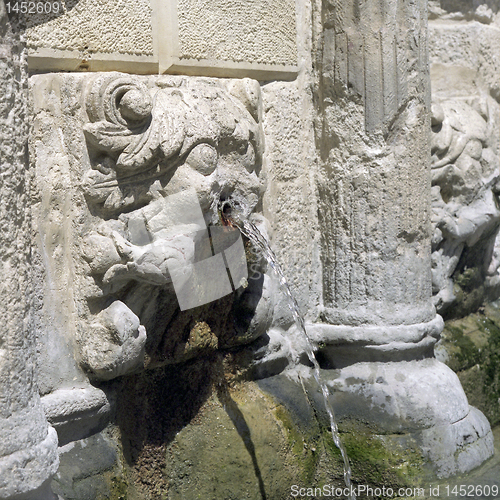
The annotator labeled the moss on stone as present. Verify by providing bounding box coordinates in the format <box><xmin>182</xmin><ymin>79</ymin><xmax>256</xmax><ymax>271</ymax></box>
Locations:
<box><xmin>446</xmin><ymin>325</ymin><xmax>482</xmax><ymax>370</ymax></box>
<box><xmin>440</xmin><ymin>307</ymin><xmax>500</xmax><ymax>427</ymax></box>
<box><xmin>478</xmin><ymin>317</ymin><xmax>500</xmax><ymax>426</ymax></box>
<box><xmin>454</xmin><ymin>267</ymin><xmax>483</xmax><ymax>291</ymax></box>
<box><xmin>273</xmin><ymin>404</ymin><xmax>321</xmax><ymax>485</ymax></box>
<box><xmin>445</xmin><ymin>245</ymin><xmax>491</xmax><ymax>319</ymax></box>
<box><xmin>322</xmin><ymin>424</ymin><xmax>426</xmax><ymax>494</ymax></box>
<box><xmin>109</xmin><ymin>475</ymin><xmax>129</xmax><ymax>500</ymax></box>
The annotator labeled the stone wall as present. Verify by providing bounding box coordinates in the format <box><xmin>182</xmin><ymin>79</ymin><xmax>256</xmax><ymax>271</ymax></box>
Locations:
<box><xmin>26</xmin><ymin>0</ymin><xmax>297</xmax><ymax>79</ymax></box>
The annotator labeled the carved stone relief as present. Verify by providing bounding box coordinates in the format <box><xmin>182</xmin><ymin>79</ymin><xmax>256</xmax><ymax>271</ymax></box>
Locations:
<box><xmin>428</xmin><ymin>0</ymin><xmax>500</xmax><ymax>317</ymax></box>
<box><xmin>431</xmin><ymin>96</ymin><xmax>500</xmax><ymax>315</ymax></box>
<box><xmin>17</xmin><ymin>1</ymin><xmax>499</xmax><ymax>493</ymax></box>
<box><xmin>31</xmin><ymin>73</ymin><xmax>275</xmax><ymax>387</ymax></box>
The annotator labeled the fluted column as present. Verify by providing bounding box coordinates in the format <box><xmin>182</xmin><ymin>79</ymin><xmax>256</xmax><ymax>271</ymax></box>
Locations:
<box><xmin>305</xmin><ymin>0</ymin><xmax>494</xmax><ymax>476</ymax></box>
<box><xmin>311</xmin><ymin>0</ymin><xmax>441</xmax><ymax>362</ymax></box>
<box><xmin>0</xmin><ymin>4</ymin><xmax>59</xmax><ymax>498</ymax></box>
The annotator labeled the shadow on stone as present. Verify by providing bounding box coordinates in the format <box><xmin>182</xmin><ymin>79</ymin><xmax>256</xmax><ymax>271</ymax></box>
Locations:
<box><xmin>215</xmin><ymin>368</ymin><xmax>268</xmax><ymax>500</ymax></box>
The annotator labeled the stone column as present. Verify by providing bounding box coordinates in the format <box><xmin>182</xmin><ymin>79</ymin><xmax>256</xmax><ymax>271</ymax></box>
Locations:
<box><xmin>0</xmin><ymin>5</ymin><xmax>59</xmax><ymax>499</ymax></box>
<box><xmin>312</xmin><ymin>0</ymin><xmax>439</xmax><ymax>356</ymax></box>
<box><xmin>308</xmin><ymin>0</ymin><xmax>494</xmax><ymax>477</ymax></box>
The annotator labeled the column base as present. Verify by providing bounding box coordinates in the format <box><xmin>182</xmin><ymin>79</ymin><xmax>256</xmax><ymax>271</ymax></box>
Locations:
<box><xmin>0</xmin><ymin>426</ymin><xmax>59</xmax><ymax>499</ymax></box>
<box><xmin>307</xmin><ymin>358</ymin><xmax>494</xmax><ymax>478</ymax></box>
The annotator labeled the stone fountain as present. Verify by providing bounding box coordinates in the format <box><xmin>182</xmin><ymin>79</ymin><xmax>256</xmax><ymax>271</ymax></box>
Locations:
<box><xmin>1</xmin><ymin>0</ymin><xmax>499</xmax><ymax>498</ymax></box>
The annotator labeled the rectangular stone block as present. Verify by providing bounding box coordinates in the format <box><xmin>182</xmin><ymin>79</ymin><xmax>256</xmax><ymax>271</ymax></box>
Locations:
<box><xmin>156</xmin><ymin>0</ymin><xmax>298</xmax><ymax>79</ymax></box>
<box><xmin>27</xmin><ymin>0</ymin><xmax>158</xmax><ymax>73</ymax></box>
<box><xmin>26</xmin><ymin>0</ymin><xmax>298</xmax><ymax>80</ymax></box>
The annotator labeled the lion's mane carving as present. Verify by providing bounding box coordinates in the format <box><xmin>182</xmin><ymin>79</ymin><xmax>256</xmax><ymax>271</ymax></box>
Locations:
<box><xmin>77</xmin><ymin>74</ymin><xmax>274</xmax><ymax>380</ymax></box>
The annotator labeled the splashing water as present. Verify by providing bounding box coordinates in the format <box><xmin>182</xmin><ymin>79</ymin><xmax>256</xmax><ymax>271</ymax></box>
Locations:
<box><xmin>221</xmin><ymin>202</ymin><xmax>355</xmax><ymax>498</ymax></box>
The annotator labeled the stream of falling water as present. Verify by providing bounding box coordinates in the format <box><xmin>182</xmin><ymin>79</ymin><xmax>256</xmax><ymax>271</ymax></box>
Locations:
<box><xmin>231</xmin><ymin>215</ymin><xmax>355</xmax><ymax>499</ymax></box>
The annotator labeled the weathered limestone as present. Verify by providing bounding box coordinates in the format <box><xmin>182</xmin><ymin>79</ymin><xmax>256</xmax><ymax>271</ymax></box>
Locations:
<box><xmin>430</xmin><ymin>97</ymin><xmax>500</xmax><ymax>315</ymax></box>
<box><xmin>29</xmin><ymin>72</ymin><xmax>275</xmax><ymax>455</ymax></box>
<box><xmin>26</xmin><ymin>0</ymin><xmax>156</xmax><ymax>74</ymax></box>
<box><xmin>429</xmin><ymin>2</ymin><xmax>500</xmax><ymax>317</ymax></box>
<box><xmin>315</xmin><ymin>0</ymin><xmax>433</xmax><ymax>335</ymax></box>
<box><xmin>26</xmin><ymin>0</ymin><xmax>297</xmax><ymax>79</ymax></box>
<box><xmin>157</xmin><ymin>0</ymin><xmax>298</xmax><ymax>78</ymax></box>
<box><xmin>285</xmin><ymin>0</ymin><xmax>494</xmax><ymax>477</ymax></box>
<box><xmin>11</xmin><ymin>0</ymin><xmax>498</xmax><ymax>493</ymax></box>
<box><xmin>0</xmin><ymin>6</ymin><xmax>59</xmax><ymax>499</ymax></box>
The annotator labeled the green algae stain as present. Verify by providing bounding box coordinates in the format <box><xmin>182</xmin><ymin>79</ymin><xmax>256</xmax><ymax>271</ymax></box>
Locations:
<box><xmin>446</xmin><ymin>325</ymin><xmax>482</xmax><ymax>370</ymax></box>
<box><xmin>441</xmin><ymin>310</ymin><xmax>500</xmax><ymax>427</ymax></box>
<box><xmin>479</xmin><ymin>318</ymin><xmax>500</xmax><ymax>426</ymax></box>
<box><xmin>323</xmin><ymin>426</ymin><xmax>425</xmax><ymax>494</ymax></box>
<box><xmin>454</xmin><ymin>267</ymin><xmax>483</xmax><ymax>291</ymax></box>
<box><xmin>109</xmin><ymin>475</ymin><xmax>129</xmax><ymax>500</ymax></box>
<box><xmin>274</xmin><ymin>401</ymin><xmax>428</xmax><ymax>496</ymax></box>
<box><xmin>273</xmin><ymin>404</ymin><xmax>321</xmax><ymax>485</ymax></box>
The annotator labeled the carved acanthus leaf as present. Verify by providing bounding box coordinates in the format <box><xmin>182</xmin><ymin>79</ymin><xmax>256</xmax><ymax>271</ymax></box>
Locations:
<box><xmin>83</xmin><ymin>74</ymin><xmax>186</xmax><ymax>174</ymax></box>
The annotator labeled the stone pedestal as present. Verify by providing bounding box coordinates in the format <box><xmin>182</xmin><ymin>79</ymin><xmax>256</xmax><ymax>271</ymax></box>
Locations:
<box><xmin>0</xmin><ymin>6</ymin><xmax>59</xmax><ymax>499</ymax></box>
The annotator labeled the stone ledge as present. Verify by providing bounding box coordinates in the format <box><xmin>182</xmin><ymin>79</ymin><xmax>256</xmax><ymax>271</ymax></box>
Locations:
<box><xmin>28</xmin><ymin>48</ymin><xmax>158</xmax><ymax>74</ymax></box>
<box><xmin>306</xmin><ymin>315</ymin><xmax>444</xmax><ymax>346</ymax></box>
<box><xmin>41</xmin><ymin>387</ymin><xmax>111</xmax><ymax>447</ymax></box>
